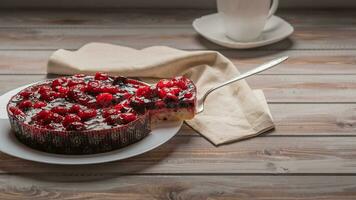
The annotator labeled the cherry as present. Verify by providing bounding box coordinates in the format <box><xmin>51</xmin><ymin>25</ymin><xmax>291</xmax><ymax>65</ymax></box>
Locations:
<box><xmin>51</xmin><ymin>106</ymin><xmax>68</xmax><ymax>116</ymax></box>
<box><xmin>86</xmin><ymin>80</ymin><xmax>102</xmax><ymax>93</ymax></box>
<box><xmin>56</xmin><ymin>86</ymin><xmax>69</xmax><ymax>97</ymax></box>
<box><xmin>184</xmin><ymin>92</ymin><xmax>193</xmax><ymax>99</ymax></box>
<box><xmin>165</xmin><ymin>93</ymin><xmax>178</xmax><ymax>101</ymax></box>
<box><xmin>35</xmin><ymin>110</ymin><xmax>54</xmax><ymax>124</ymax></box>
<box><xmin>120</xmin><ymin>113</ymin><xmax>137</xmax><ymax>124</ymax></box>
<box><xmin>96</xmin><ymin>93</ymin><xmax>113</xmax><ymax>106</ymax></box>
<box><xmin>69</xmin><ymin>104</ymin><xmax>82</xmax><ymax>113</ymax></box>
<box><xmin>18</xmin><ymin>100</ymin><xmax>32</xmax><ymax>110</ymax></box>
<box><xmin>95</xmin><ymin>72</ymin><xmax>109</xmax><ymax>80</ymax></box>
<box><xmin>102</xmin><ymin>108</ymin><xmax>119</xmax><ymax>118</ymax></box>
<box><xmin>52</xmin><ymin>113</ymin><xmax>64</xmax><ymax>123</ymax></box>
<box><xmin>9</xmin><ymin>106</ymin><xmax>24</xmax><ymax>116</ymax></box>
<box><xmin>19</xmin><ymin>90</ymin><xmax>32</xmax><ymax>99</ymax></box>
<box><xmin>136</xmin><ymin>86</ymin><xmax>153</xmax><ymax>97</ymax></box>
<box><xmin>67</xmin><ymin>79</ymin><xmax>85</xmax><ymax>87</ymax></box>
<box><xmin>62</xmin><ymin>114</ymin><xmax>81</xmax><ymax>127</ymax></box>
<box><xmin>101</xmin><ymin>85</ymin><xmax>119</xmax><ymax>94</ymax></box>
<box><xmin>66</xmin><ymin>121</ymin><xmax>85</xmax><ymax>131</ymax></box>
<box><xmin>105</xmin><ymin>114</ymin><xmax>121</xmax><ymax>125</ymax></box>
<box><xmin>78</xmin><ymin>109</ymin><xmax>97</xmax><ymax>120</ymax></box>
<box><xmin>33</xmin><ymin>101</ymin><xmax>47</xmax><ymax>109</ymax></box>
<box><xmin>52</xmin><ymin>77</ymin><xmax>68</xmax><ymax>88</ymax></box>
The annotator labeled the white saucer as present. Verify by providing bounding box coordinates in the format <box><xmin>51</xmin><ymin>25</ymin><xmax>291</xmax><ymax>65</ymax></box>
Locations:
<box><xmin>0</xmin><ymin>83</ymin><xmax>182</xmax><ymax>165</ymax></box>
<box><xmin>193</xmin><ymin>13</ymin><xmax>294</xmax><ymax>49</ymax></box>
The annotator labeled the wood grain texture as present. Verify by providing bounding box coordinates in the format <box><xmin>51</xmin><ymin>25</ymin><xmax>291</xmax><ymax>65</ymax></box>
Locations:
<box><xmin>0</xmin><ymin>137</ymin><xmax>356</xmax><ymax>174</ymax></box>
<box><xmin>0</xmin><ymin>26</ymin><xmax>356</xmax><ymax>50</ymax></box>
<box><xmin>1</xmin><ymin>74</ymin><xmax>356</xmax><ymax>103</ymax></box>
<box><xmin>0</xmin><ymin>175</ymin><xmax>355</xmax><ymax>200</ymax></box>
<box><xmin>1</xmin><ymin>50</ymin><xmax>356</xmax><ymax>75</ymax></box>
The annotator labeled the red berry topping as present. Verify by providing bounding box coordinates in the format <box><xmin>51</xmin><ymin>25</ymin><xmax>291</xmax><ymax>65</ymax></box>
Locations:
<box><xmin>56</xmin><ymin>86</ymin><xmax>69</xmax><ymax>97</ymax></box>
<box><xmin>157</xmin><ymin>79</ymin><xmax>173</xmax><ymax>88</ymax></box>
<box><xmin>52</xmin><ymin>77</ymin><xmax>68</xmax><ymax>88</ymax></box>
<box><xmin>170</xmin><ymin>87</ymin><xmax>181</xmax><ymax>96</ymax></box>
<box><xmin>102</xmin><ymin>85</ymin><xmax>119</xmax><ymax>94</ymax></box>
<box><xmin>120</xmin><ymin>113</ymin><xmax>137</xmax><ymax>124</ymax></box>
<box><xmin>9</xmin><ymin>106</ymin><xmax>24</xmax><ymax>116</ymax></box>
<box><xmin>51</xmin><ymin>106</ymin><xmax>68</xmax><ymax>116</ymax></box>
<box><xmin>18</xmin><ymin>100</ymin><xmax>32</xmax><ymax>110</ymax></box>
<box><xmin>155</xmin><ymin>100</ymin><xmax>165</xmax><ymax>108</ymax></box>
<box><xmin>69</xmin><ymin>104</ymin><xmax>82</xmax><ymax>113</ymax></box>
<box><xmin>184</xmin><ymin>92</ymin><xmax>193</xmax><ymax>99</ymax></box>
<box><xmin>33</xmin><ymin>101</ymin><xmax>47</xmax><ymax>109</ymax></box>
<box><xmin>63</xmin><ymin>114</ymin><xmax>81</xmax><ymax>127</ymax></box>
<box><xmin>78</xmin><ymin>109</ymin><xmax>97</xmax><ymax>120</ymax></box>
<box><xmin>86</xmin><ymin>80</ymin><xmax>102</xmax><ymax>93</ymax></box>
<box><xmin>105</xmin><ymin>114</ymin><xmax>121</xmax><ymax>125</ymax></box>
<box><xmin>38</xmin><ymin>86</ymin><xmax>51</xmax><ymax>94</ymax></box>
<box><xmin>95</xmin><ymin>72</ymin><xmax>109</xmax><ymax>80</ymax></box>
<box><xmin>74</xmin><ymin>74</ymin><xmax>85</xmax><ymax>78</ymax></box>
<box><xmin>165</xmin><ymin>93</ymin><xmax>178</xmax><ymax>101</ymax></box>
<box><xmin>114</xmin><ymin>104</ymin><xmax>124</xmax><ymax>111</ymax></box>
<box><xmin>173</xmin><ymin>76</ymin><xmax>188</xmax><ymax>89</ymax></box>
<box><xmin>96</xmin><ymin>93</ymin><xmax>113</xmax><ymax>106</ymax></box>
<box><xmin>66</xmin><ymin>121</ymin><xmax>85</xmax><ymax>131</ymax></box>
<box><xmin>35</xmin><ymin>110</ymin><xmax>54</xmax><ymax>124</ymax></box>
<box><xmin>19</xmin><ymin>90</ymin><xmax>32</xmax><ymax>99</ymax></box>
<box><xmin>157</xmin><ymin>88</ymin><xmax>168</xmax><ymax>99</ymax></box>
<box><xmin>67</xmin><ymin>79</ymin><xmax>85</xmax><ymax>87</ymax></box>
<box><xmin>102</xmin><ymin>108</ymin><xmax>119</xmax><ymax>118</ymax></box>
<box><xmin>52</xmin><ymin>113</ymin><xmax>64</xmax><ymax>123</ymax></box>
<box><xmin>136</xmin><ymin>86</ymin><xmax>153</xmax><ymax>97</ymax></box>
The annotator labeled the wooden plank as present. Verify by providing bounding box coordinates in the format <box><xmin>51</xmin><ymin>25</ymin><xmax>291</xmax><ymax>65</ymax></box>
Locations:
<box><xmin>1</xmin><ymin>50</ymin><xmax>356</xmax><ymax>75</ymax></box>
<box><xmin>0</xmin><ymin>175</ymin><xmax>355</xmax><ymax>200</ymax></box>
<box><xmin>0</xmin><ymin>137</ymin><xmax>356</xmax><ymax>174</ymax></box>
<box><xmin>1</xmin><ymin>74</ymin><xmax>356</xmax><ymax>103</ymax></box>
<box><xmin>0</xmin><ymin>26</ymin><xmax>356</xmax><ymax>50</ymax></box>
<box><xmin>0</xmin><ymin>9</ymin><xmax>354</xmax><ymax>28</ymax></box>
<box><xmin>180</xmin><ymin>103</ymin><xmax>356</xmax><ymax>136</ymax></box>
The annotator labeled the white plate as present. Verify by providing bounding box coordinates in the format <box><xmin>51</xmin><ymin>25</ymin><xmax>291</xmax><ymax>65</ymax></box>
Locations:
<box><xmin>193</xmin><ymin>13</ymin><xmax>294</xmax><ymax>49</ymax></box>
<box><xmin>0</xmin><ymin>83</ymin><xmax>182</xmax><ymax>165</ymax></box>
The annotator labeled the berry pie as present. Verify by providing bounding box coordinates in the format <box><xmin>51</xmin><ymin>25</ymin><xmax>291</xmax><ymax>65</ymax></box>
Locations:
<box><xmin>7</xmin><ymin>73</ymin><xmax>196</xmax><ymax>154</ymax></box>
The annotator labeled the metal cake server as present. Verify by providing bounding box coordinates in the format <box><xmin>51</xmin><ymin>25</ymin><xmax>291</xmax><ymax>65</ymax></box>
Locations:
<box><xmin>196</xmin><ymin>56</ymin><xmax>288</xmax><ymax>114</ymax></box>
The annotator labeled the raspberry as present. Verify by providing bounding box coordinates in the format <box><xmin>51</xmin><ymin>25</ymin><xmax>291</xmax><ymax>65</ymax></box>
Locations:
<box><xmin>33</xmin><ymin>101</ymin><xmax>47</xmax><ymax>109</ymax></box>
<box><xmin>66</xmin><ymin>121</ymin><xmax>85</xmax><ymax>131</ymax></box>
<box><xmin>19</xmin><ymin>90</ymin><xmax>32</xmax><ymax>99</ymax></box>
<box><xmin>95</xmin><ymin>72</ymin><xmax>109</xmax><ymax>80</ymax></box>
<box><xmin>120</xmin><ymin>113</ymin><xmax>137</xmax><ymax>124</ymax></box>
<box><xmin>51</xmin><ymin>106</ymin><xmax>68</xmax><ymax>116</ymax></box>
<box><xmin>96</xmin><ymin>93</ymin><xmax>113</xmax><ymax>106</ymax></box>
<box><xmin>62</xmin><ymin>114</ymin><xmax>81</xmax><ymax>127</ymax></box>
<box><xmin>9</xmin><ymin>106</ymin><xmax>24</xmax><ymax>116</ymax></box>
<box><xmin>18</xmin><ymin>100</ymin><xmax>32</xmax><ymax>110</ymax></box>
<box><xmin>184</xmin><ymin>92</ymin><xmax>193</xmax><ymax>99</ymax></box>
<box><xmin>78</xmin><ymin>109</ymin><xmax>97</xmax><ymax>120</ymax></box>
<box><xmin>69</xmin><ymin>104</ymin><xmax>82</xmax><ymax>113</ymax></box>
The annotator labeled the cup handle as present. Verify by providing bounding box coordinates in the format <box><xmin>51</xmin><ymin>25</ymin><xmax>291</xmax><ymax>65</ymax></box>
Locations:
<box><xmin>267</xmin><ymin>0</ymin><xmax>279</xmax><ymax>19</ymax></box>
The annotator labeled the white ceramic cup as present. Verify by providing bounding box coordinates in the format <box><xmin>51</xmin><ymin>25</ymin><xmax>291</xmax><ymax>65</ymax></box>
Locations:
<box><xmin>217</xmin><ymin>0</ymin><xmax>279</xmax><ymax>42</ymax></box>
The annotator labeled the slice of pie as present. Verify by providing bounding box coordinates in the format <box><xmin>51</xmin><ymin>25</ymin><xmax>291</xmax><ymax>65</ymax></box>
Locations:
<box><xmin>7</xmin><ymin>72</ymin><xmax>196</xmax><ymax>154</ymax></box>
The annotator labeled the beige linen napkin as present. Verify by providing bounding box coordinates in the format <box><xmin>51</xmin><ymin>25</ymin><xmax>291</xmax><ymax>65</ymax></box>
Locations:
<box><xmin>47</xmin><ymin>43</ymin><xmax>274</xmax><ymax>145</ymax></box>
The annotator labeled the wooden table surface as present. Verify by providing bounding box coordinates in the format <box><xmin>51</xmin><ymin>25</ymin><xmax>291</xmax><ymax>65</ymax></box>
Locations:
<box><xmin>1</xmin><ymin>8</ymin><xmax>356</xmax><ymax>199</ymax></box>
